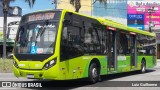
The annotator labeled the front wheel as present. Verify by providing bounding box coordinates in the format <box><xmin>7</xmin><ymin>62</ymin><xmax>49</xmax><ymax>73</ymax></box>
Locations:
<box><xmin>88</xmin><ymin>63</ymin><xmax>99</xmax><ymax>83</ymax></box>
<box><xmin>141</xmin><ymin>61</ymin><xmax>146</xmax><ymax>73</ymax></box>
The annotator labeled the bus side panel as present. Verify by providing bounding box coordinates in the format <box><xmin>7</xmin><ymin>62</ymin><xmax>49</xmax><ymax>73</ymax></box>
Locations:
<box><xmin>71</xmin><ymin>56</ymin><xmax>108</xmax><ymax>79</ymax></box>
<box><xmin>58</xmin><ymin>60</ymin><xmax>68</xmax><ymax>80</ymax></box>
<box><xmin>81</xmin><ymin>56</ymin><xmax>108</xmax><ymax>77</ymax></box>
<box><xmin>137</xmin><ymin>56</ymin><xmax>156</xmax><ymax>70</ymax></box>
<box><xmin>59</xmin><ymin>56</ymin><xmax>91</xmax><ymax>80</ymax></box>
<box><xmin>67</xmin><ymin>56</ymin><xmax>88</xmax><ymax>79</ymax></box>
<box><xmin>58</xmin><ymin>56</ymin><xmax>108</xmax><ymax>80</ymax></box>
<box><xmin>98</xmin><ymin>56</ymin><xmax>108</xmax><ymax>75</ymax></box>
<box><xmin>145</xmin><ymin>56</ymin><xmax>156</xmax><ymax>68</ymax></box>
<box><xmin>117</xmin><ymin>56</ymin><xmax>131</xmax><ymax>72</ymax></box>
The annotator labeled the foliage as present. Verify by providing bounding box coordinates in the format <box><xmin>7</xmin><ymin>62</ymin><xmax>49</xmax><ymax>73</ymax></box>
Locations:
<box><xmin>70</xmin><ymin>0</ymin><xmax>108</xmax><ymax>12</ymax></box>
<box><xmin>0</xmin><ymin>32</ymin><xmax>2</xmax><ymax>39</ymax></box>
<box><xmin>24</xmin><ymin>0</ymin><xmax>36</xmax><ymax>8</ymax></box>
<box><xmin>70</xmin><ymin>0</ymin><xmax>81</xmax><ymax>12</ymax></box>
<box><xmin>0</xmin><ymin>59</ymin><xmax>13</xmax><ymax>73</ymax></box>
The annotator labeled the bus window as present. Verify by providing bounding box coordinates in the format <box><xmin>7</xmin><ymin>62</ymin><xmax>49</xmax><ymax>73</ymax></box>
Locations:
<box><xmin>19</xmin><ymin>26</ymin><xmax>27</xmax><ymax>46</ymax></box>
<box><xmin>117</xmin><ymin>31</ymin><xmax>130</xmax><ymax>55</ymax></box>
<box><xmin>61</xmin><ymin>25</ymin><xmax>84</xmax><ymax>60</ymax></box>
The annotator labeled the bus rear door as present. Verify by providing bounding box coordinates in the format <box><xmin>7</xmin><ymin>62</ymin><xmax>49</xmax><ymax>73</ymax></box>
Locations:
<box><xmin>130</xmin><ymin>33</ymin><xmax>137</xmax><ymax>69</ymax></box>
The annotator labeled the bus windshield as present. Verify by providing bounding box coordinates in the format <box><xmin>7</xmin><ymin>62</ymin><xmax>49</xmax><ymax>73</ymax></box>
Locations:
<box><xmin>15</xmin><ymin>21</ymin><xmax>57</xmax><ymax>54</ymax></box>
<box><xmin>14</xmin><ymin>11</ymin><xmax>61</xmax><ymax>60</ymax></box>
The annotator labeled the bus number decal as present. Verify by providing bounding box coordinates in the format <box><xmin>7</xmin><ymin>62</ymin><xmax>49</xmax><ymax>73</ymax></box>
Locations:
<box><xmin>117</xmin><ymin>56</ymin><xmax>126</xmax><ymax>61</ymax></box>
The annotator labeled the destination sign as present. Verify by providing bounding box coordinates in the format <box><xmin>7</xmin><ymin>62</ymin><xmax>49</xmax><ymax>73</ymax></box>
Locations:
<box><xmin>27</xmin><ymin>12</ymin><xmax>55</xmax><ymax>22</ymax></box>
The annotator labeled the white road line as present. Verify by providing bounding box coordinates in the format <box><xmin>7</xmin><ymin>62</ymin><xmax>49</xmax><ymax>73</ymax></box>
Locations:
<box><xmin>0</xmin><ymin>88</ymin><xmax>17</xmax><ymax>89</ymax></box>
<box><xmin>0</xmin><ymin>78</ymin><xmax>18</xmax><ymax>79</ymax></box>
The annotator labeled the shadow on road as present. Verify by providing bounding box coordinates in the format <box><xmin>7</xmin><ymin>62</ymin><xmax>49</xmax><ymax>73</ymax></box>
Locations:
<box><xmin>25</xmin><ymin>69</ymin><xmax>156</xmax><ymax>90</ymax></box>
<box><xmin>100</xmin><ymin>69</ymin><xmax>155</xmax><ymax>81</ymax></box>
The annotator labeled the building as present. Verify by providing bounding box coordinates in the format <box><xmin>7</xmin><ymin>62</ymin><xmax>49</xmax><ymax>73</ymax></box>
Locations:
<box><xmin>93</xmin><ymin>0</ymin><xmax>127</xmax><ymax>25</ymax></box>
<box><xmin>0</xmin><ymin>1</ymin><xmax>21</xmax><ymax>57</ymax></box>
<box><xmin>0</xmin><ymin>1</ymin><xmax>21</xmax><ymax>39</ymax></box>
<box><xmin>57</xmin><ymin>0</ymin><xmax>92</xmax><ymax>15</ymax></box>
<box><xmin>94</xmin><ymin>0</ymin><xmax>160</xmax><ymax>58</ymax></box>
<box><xmin>57</xmin><ymin>0</ymin><xmax>160</xmax><ymax>58</ymax></box>
<box><xmin>56</xmin><ymin>0</ymin><xmax>127</xmax><ymax>25</ymax></box>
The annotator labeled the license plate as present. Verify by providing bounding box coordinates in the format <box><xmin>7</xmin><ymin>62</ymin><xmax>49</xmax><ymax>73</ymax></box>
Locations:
<box><xmin>27</xmin><ymin>74</ymin><xmax>34</xmax><ymax>78</ymax></box>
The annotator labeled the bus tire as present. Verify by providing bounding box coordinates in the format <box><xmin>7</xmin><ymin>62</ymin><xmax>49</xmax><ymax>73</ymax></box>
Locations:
<box><xmin>141</xmin><ymin>60</ymin><xmax>146</xmax><ymax>73</ymax></box>
<box><xmin>88</xmin><ymin>63</ymin><xmax>99</xmax><ymax>83</ymax></box>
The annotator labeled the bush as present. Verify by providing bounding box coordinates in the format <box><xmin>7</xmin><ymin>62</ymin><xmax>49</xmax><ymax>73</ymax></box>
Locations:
<box><xmin>0</xmin><ymin>58</ymin><xmax>13</xmax><ymax>73</ymax></box>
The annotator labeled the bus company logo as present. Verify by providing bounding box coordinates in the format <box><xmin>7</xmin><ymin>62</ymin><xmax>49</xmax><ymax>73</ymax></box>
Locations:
<box><xmin>2</xmin><ymin>82</ymin><xmax>12</xmax><ymax>87</ymax></box>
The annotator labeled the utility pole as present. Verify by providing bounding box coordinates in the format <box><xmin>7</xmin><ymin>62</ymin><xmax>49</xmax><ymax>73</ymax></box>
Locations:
<box><xmin>3</xmin><ymin>0</ymin><xmax>9</xmax><ymax>59</ymax></box>
<box><xmin>2</xmin><ymin>0</ymin><xmax>9</xmax><ymax>71</ymax></box>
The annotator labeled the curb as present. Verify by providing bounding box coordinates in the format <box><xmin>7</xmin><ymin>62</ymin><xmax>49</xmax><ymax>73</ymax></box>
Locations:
<box><xmin>157</xmin><ymin>59</ymin><xmax>160</xmax><ymax>61</ymax></box>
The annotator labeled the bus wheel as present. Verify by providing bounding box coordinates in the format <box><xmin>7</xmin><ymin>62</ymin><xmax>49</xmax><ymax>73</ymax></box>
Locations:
<box><xmin>141</xmin><ymin>61</ymin><xmax>146</xmax><ymax>73</ymax></box>
<box><xmin>88</xmin><ymin>63</ymin><xmax>99</xmax><ymax>83</ymax></box>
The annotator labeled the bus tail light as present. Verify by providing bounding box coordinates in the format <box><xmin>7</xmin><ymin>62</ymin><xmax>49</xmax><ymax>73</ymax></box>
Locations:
<box><xmin>43</xmin><ymin>58</ymin><xmax>57</xmax><ymax>70</ymax></box>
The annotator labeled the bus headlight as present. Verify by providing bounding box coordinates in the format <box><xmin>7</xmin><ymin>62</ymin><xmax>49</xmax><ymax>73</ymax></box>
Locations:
<box><xmin>43</xmin><ymin>58</ymin><xmax>57</xmax><ymax>70</ymax></box>
<box><xmin>13</xmin><ymin>60</ymin><xmax>19</xmax><ymax>68</ymax></box>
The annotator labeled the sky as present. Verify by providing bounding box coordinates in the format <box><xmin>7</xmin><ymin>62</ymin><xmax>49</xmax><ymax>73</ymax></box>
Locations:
<box><xmin>10</xmin><ymin>0</ymin><xmax>55</xmax><ymax>15</ymax></box>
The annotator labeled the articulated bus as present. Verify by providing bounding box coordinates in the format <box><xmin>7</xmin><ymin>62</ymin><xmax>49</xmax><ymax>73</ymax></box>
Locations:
<box><xmin>13</xmin><ymin>9</ymin><xmax>156</xmax><ymax>83</ymax></box>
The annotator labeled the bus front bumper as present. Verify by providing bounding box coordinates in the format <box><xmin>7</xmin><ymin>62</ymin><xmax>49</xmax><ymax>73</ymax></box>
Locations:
<box><xmin>13</xmin><ymin>65</ymin><xmax>59</xmax><ymax>80</ymax></box>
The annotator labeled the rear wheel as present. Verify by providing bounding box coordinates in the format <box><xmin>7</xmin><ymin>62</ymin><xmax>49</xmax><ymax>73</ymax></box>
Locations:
<box><xmin>141</xmin><ymin>61</ymin><xmax>146</xmax><ymax>73</ymax></box>
<box><xmin>88</xmin><ymin>63</ymin><xmax>99</xmax><ymax>83</ymax></box>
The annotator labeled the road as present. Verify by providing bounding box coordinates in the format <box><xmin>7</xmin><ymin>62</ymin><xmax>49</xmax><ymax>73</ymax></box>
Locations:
<box><xmin>0</xmin><ymin>61</ymin><xmax>160</xmax><ymax>90</ymax></box>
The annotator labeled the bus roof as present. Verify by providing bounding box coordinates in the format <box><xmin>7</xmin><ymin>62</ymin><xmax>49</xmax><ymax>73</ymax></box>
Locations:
<box><xmin>97</xmin><ymin>18</ymin><xmax>156</xmax><ymax>37</ymax></box>
<box><xmin>23</xmin><ymin>9</ymin><xmax>156</xmax><ymax>37</ymax></box>
<box><xmin>63</xmin><ymin>9</ymin><xmax>156</xmax><ymax>37</ymax></box>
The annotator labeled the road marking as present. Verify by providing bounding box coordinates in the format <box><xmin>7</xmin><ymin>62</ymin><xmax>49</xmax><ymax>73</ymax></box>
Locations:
<box><xmin>0</xmin><ymin>78</ymin><xmax>18</xmax><ymax>79</ymax></box>
<box><xmin>0</xmin><ymin>88</ymin><xmax>17</xmax><ymax>89</ymax></box>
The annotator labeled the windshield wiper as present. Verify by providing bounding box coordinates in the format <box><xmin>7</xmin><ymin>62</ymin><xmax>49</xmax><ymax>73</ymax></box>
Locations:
<box><xmin>36</xmin><ymin>27</ymin><xmax>46</xmax><ymax>39</ymax></box>
<box><xmin>35</xmin><ymin>20</ymin><xmax>49</xmax><ymax>40</ymax></box>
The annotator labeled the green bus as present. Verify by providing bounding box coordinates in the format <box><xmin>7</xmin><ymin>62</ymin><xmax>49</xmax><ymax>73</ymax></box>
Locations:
<box><xmin>13</xmin><ymin>9</ymin><xmax>157</xmax><ymax>83</ymax></box>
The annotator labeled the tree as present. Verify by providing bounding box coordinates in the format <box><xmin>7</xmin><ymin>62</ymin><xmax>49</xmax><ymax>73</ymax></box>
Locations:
<box><xmin>2</xmin><ymin>0</ymin><xmax>35</xmax><ymax>71</ymax></box>
<box><xmin>70</xmin><ymin>0</ymin><xmax>108</xmax><ymax>12</ymax></box>
<box><xmin>2</xmin><ymin>0</ymin><xmax>35</xmax><ymax>59</ymax></box>
<box><xmin>24</xmin><ymin>0</ymin><xmax>36</xmax><ymax>8</ymax></box>
<box><xmin>70</xmin><ymin>0</ymin><xmax>81</xmax><ymax>12</ymax></box>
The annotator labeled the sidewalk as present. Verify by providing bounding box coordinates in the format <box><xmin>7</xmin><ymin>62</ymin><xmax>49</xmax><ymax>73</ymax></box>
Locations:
<box><xmin>154</xmin><ymin>59</ymin><xmax>160</xmax><ymax>69</ymax></box>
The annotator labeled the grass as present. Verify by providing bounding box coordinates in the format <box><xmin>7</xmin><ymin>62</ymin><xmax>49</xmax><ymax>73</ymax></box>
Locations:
<box><xmin>0</xmin><ymin>58</ymin><xmax>13</xmax><ymax>73</ymax></box>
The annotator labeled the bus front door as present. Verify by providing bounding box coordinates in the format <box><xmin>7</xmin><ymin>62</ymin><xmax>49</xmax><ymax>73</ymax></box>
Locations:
<box><xmin>108</xmin><ymin>30</ymin><xmax>117</xmax><ymax>72</ymax></box>
<box><xmin>130</xmin><ymin>35</ymin><xmax>137</xmax><ymax>69</ymax></box>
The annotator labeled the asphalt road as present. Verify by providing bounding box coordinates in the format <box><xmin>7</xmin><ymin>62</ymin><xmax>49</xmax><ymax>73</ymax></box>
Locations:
<box><xmin>0</xmin><ymin>61</ymin><xmax>160</xmax><ymax>90</ymax></box>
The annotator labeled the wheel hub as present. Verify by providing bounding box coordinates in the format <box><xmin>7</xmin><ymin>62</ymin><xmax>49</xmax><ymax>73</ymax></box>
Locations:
<box><xmin>92</xmin><ymin>68</ymin><xmax>98</xmax><ymax>78</ymax></box>
<box><xmin>142</xmin><ymin>64</ymin><xmax>145</xmax><ymax>72</ymax></box>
